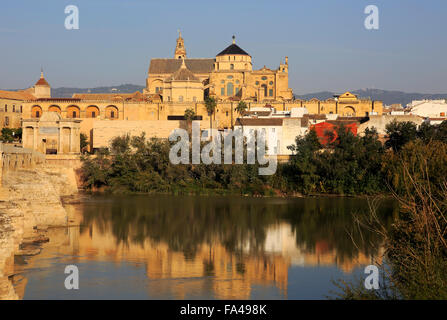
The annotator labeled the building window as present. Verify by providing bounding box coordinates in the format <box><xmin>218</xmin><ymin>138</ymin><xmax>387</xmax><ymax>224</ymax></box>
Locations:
<box><xmin>262</xmin><ymin>76</ymin><xmax>267</xmax><ymax>80</ymax></box>
<box><xmin>235</xmin><ymin>80</ymin><xmax>239</xmax><ymax>84</ymax></box>
<box><xmin>255</xmin><ymin>81</ymin><xmax>259</xmax><ymax>85</ymax></box>
<box><xmin>236</xmin><ymin>87</ymin><xmax>239</xmax><ymax>94</ymax></box>
<box><xmin>20</xmin><ymin>106</ymin><xmax>22</xmax><ymax>112</ymax></box>
<box><xmin>179</xmin><ymin>96</ymin><xmax>183</xmax><ymax>102</ymax></box>
<box><xmin>226</xmin><ymin>111</ymin><xmax>228</xmax><ymax>116</ymax></box>
<box><xmin>227</xmin><ymin>82</ymin><xmax>234</xmax><ymax>96</ymax></box>
<box><xmin>227</xmin><ymin>75</ymin><xmax>233</xmax><ymax>79</ymax></box>
<box><xmin>269</xmin><ymin>81</ymin><xmax>273</xmax><ymax>85</ymax></box>
<box><xmin>5</xmin><ymin>105</ymin><xmax>7</xmax><ymax>112</ymax></box>
<box><xmin>230</xmin><ymin>64</ymin><xmax>234</xmax><ymax>70</ymax></box>
<box><xmin>269</xmin><ymin>89</ymin><xmax>273</xmax><ymax>97</ymax></box>
<box><xmin>193</xmin><ymin>96</ymin><xmax>197</xmax><ymax>102</ymax></box>
<box><xmin>5</xmin><ymin>116</ymin><xmax>9</xmax><ymax>126</ymax></box>
<box><xmin>221</xmin><ymin>80</ymin><xmax>225</xmax><ymax>84</ymax></box>
<box><xmin>221</xmin><ymin>87</ymin><xmax>225</xmax><ymax>96</ymax></box>
<box><xmin>271</xmin><ymin>128</ymin><xmax>275</xmax><ymax>132</ymax></box>
<box><xmin>12</xmin><ymin>105</ymin><xmax>15</xmax><ymax>112</ymax></box>
<box><xmin>91</xmin><ymin>111</ymin><xmax>96</xmax><ymax>118</ymax></box>
<box><xmin>111</xmin><ymin>111</ymin><xmax>115</xmax><ymax>118</ymax></box>
<box><xmin>72</xmin><ymin>111</ymin><xmax>77</xmax><ymax>118</ymax></box>
<box><xmin>36</xmin><ymin>111</ymin><xmax>40</xmax><ymax>118</ymax></box>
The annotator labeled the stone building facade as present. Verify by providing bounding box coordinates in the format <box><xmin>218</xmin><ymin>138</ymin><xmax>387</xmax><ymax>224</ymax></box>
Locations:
<box><xmin>15</xmin><ymin>35</ymin><xmax>383</xmax><ymax>152</ymax></box>
<box><xmin>22</xmin><ymin>112</ymin><xmax>81</xmax><ymax>155</ymax></box>
<box><xmin>145</xmin><ymin>33</ymin><xmax>293</xmax><ymax>102</ymax></box>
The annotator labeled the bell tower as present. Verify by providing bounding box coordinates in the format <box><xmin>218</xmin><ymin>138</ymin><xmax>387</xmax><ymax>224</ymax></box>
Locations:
<box><xmin>174</xmin><ymin>30</ymin><xmax>186</xmax><ymax>59</ymax></box>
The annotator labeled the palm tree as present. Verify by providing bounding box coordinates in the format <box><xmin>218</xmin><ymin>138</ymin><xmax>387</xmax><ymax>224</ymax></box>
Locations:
<box><xmin>234</xmin><ymin>101</ymin><xmax>248</xmax><ymax>130</ymax></box>
<box><xmin>205</xmin><ymin>97</ymin><xmax>217</xmax><ymax>140</ymax></box>
<box><xmin>235</xmin><ymin>101</ymin><xmax>248</xmax><ymax>116</ymax></box>
<box><xmin>184</xmin><ymin>107</ymin><xmax>196</xmax><ymax>135</ymax></box>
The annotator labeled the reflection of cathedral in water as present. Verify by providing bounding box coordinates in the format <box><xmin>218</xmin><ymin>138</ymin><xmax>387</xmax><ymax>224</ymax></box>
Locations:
<box><xmin>5</xmin><ymin>203</ymin><xmax>383</xmax><ymax>299</ymax></box>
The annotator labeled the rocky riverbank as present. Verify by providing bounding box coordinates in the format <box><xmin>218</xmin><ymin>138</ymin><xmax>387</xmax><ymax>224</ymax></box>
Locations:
<box><xmin>0</xmin><ymin>164</ymin><xmax>78</xmax><ymax>300</ymax></box>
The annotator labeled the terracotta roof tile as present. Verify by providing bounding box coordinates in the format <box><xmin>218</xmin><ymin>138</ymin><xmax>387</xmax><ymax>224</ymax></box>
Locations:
<box><xmin>236</xmin><ymin>118</ymin><xmax>283</xmax><ymax>126</ymax></box>
<box><xmin>149</xmin><ymin>58</ymin><xmax>214</xmax><ymax>74</ymax></box>
<box><xmin>72</xmin><ymin>91</ymin><xmax>145</xmax><ymax>101</ymax></box>
<box><xmin>0</xmin><ymin>89</ymin><xmax>36</xmax><ymax>100</ymax></box>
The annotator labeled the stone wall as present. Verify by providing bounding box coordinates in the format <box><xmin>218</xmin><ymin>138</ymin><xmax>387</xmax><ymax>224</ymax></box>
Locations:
<box><xmin>0</xmin><ymin>160</ymin><xmax>78</xmax><ymax>299</ymax></box>
<box><xmin>0</xmin><ymin>143</ymin><xmax>46</xmax><ymax>186</ymax></box>
<box><xmin>358</xmin><ymin>114</ymin><xmax>424</xmax><ymax>135</ymax></box>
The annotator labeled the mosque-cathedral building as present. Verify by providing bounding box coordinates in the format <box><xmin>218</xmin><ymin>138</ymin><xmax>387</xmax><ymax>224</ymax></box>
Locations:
<box><xmin>0</xmin><ymin>32</ymin><xmax>383</xmax><ymax>153</ymax></box>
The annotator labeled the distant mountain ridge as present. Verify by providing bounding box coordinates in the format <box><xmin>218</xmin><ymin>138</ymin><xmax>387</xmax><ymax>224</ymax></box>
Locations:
<box><xmin>6</xmin><ymin>85</ymin><xmax>447</xmax><ymax>106</ymax></box>
<box><xmin>51</xmin><ymin>84</ymin><xmax>145</xmax><ymax>98</ymax></box>
<box><xmin>295</xmin><ymin>89</ymin><xmax>447</xmax><ymax>106</ymax></box>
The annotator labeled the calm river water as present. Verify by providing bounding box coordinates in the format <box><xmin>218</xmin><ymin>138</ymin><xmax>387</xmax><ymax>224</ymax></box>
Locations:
<box><xmin>14</xmin><ymin>195</ymin><xmax>396</xmax><ymax>299</ymax></box>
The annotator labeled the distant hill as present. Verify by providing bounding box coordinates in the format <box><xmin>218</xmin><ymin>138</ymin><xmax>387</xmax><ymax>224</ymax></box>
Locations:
<box><xmin>51</xmin><ymin>84</ymin><xmax>145</xmax><ymax>98</ymax></box>
<box><xmin>5</xmin><ymin>84</ymin><xmax>446</xmax><ymax>106</ymax></box>
<box><xmin>295</xmin><ymin>89</ymin><xmax>447</xmax><ymax>106</ymax></box>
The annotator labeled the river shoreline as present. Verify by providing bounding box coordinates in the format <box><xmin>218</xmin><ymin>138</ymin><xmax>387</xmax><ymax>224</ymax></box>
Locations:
<box><xmin>0</xmin><ymin>164</ymin><xmax>78</xmax><ymax>300</ymax></box>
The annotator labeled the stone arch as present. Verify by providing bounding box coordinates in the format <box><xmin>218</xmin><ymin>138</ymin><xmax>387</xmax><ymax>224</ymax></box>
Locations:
<box><xmin>48</xmin><ymin>105</ymin><xmax>61</xmax><ymax>113</ymax></box>
<box><xmin>86</xmin><ymin>105</ymin><xmax>100</xmax><ymax>118</ymax></box>
<box><xmin>342</xmin><ymin>106</ymin><xmax>356</xmax><ymax>116</ymax></box>
<box><xmin>105</xmin><ymin>105</ymin><xmax>119</xmax><ymax>119</ymax></box>
<box><xmin>67</xmin><ymin>105</ymin><xmax>81</xmax><ymax>118</ymax></box>
<box><xmin>31</xmin><ymin>105</ymin><xmax>42</xmax><ymax>118</ymax></box>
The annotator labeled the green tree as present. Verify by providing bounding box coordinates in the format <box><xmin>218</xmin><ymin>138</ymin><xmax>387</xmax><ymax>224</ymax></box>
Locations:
<box><xmin>235</xmin><ymin>101</ymin><xmax>248</xmax><ymax>116</ymax></box>
<box><xmin>384</xmin><ymin>120</ymin><xmax>417</xmax><ymax>152</ymax></box>
<box><xmin>0</xmin><ymin>128</ymin><xmax>21</xmax><ymax>143</ymax></box>
<box><xmin>184</xmin><ymin>107</ymin><xmax>196</xmax><ymax>135</ymax></box>
<box><xmin>205</xmin><ymin>97</ymin><xmax>217</xmax><ymax>138</ymax></box>
<box><xmin>80</xmin><ymin>133</ymin><xmax>89</xmax><ymax>153</ymax></box>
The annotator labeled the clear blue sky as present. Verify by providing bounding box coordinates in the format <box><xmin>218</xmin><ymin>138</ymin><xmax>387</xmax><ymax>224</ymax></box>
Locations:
<box><xmin>1</xmin><ymin>0</ymin><xmax>446</xmax><ymax>94</ymax></box>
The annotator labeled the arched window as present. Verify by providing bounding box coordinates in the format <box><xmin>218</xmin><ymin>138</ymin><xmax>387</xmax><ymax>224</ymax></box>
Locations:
<box><xmin>105</xmin><ymin>105</ymin><xmax>119</xmax><ymax>119</ymax></box>
<box><xmin>31</xmin><ymin>105</ymin><xmax>42</xmax><ymax>118</ymax></box>
<box><xmin>262</xmin><ymin>84</ymin><xmax>267</xmax><ymax>97</ymax></box>
<box><xmin>67</xmin><ymin>105</ymin><xmax>80</xmax><ymax>118</ymax></box>
<box><xmin>227</xmin><ymin>82</ymin><xmax>234</xmax><ymax>96</ymax></box>
<box><xmin>230</xmin><ymin>64</ymin><xmax>234</xmax><ymax>70</ymax></box>
<box><xmin>48</xmin><ymin>105</ymin><xmax>61</xmax><ymax>114</ymax></box>
<box><xmin>86</xmin><ymin>106</ymin><xmax>100</xmax><ymax>118</ymax></box>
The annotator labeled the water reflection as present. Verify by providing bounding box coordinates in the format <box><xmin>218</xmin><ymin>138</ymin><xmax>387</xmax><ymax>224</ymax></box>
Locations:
<box><xmin>12</xmin><ymin>195</ymin><xmax>396</xmax><ymax>299</ymax></box>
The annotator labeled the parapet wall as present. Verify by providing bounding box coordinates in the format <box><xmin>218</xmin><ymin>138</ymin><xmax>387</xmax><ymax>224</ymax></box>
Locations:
<box><xmin>0</xmin><ymin>143</ymin><xmax>46</xmax><ymax>186</ymax></box>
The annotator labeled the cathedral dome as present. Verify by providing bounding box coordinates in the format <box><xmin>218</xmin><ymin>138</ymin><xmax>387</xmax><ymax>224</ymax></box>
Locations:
<box><xmin>169</xmin><ymin>58</ymin><xmax>199</xmax><ymax>81</ymax></box>
<box><xmin>216</xmin><ymin>36</ymin><xmax>250</xmax><ymax>57</ymax></box>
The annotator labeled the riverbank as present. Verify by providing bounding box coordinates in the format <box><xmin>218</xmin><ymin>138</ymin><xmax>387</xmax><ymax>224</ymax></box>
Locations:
<box><xmin>0</xmin><ymin>164</ymin><xmax>78</xmax><ymax>300</ymax></box>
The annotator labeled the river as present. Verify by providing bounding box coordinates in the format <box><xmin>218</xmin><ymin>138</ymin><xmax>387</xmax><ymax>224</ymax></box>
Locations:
<box><xmin>12</xmin><ymin>194</ymin><xmax>396</xmax><ymax>299</ymax></box>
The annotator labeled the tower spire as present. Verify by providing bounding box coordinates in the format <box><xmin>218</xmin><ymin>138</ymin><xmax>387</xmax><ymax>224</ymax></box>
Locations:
<box><xmin>174</xmin><ymin>29</ymin><xmax>186</xmax><ymax>59</ymax></box>
<box><xmin>232</xmin><ymin>35</ymin><xmax>235</xmax><ymax>44</ymax></box>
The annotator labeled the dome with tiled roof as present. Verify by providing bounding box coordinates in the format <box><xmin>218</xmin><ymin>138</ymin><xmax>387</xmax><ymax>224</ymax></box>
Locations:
<box><xmin>216</xmin><ymin>36</ymin><xmax>250</xmax><ymax>57</ymax></box>
<box><xmin>169</xmin><ymin>58</ymin><xmax>199</xmax><ymax>81</ymax></box>
<box><xmin>35</xmin><ymin>71</ymin><xmax>50</xmax><ymax>87</ymax></box>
